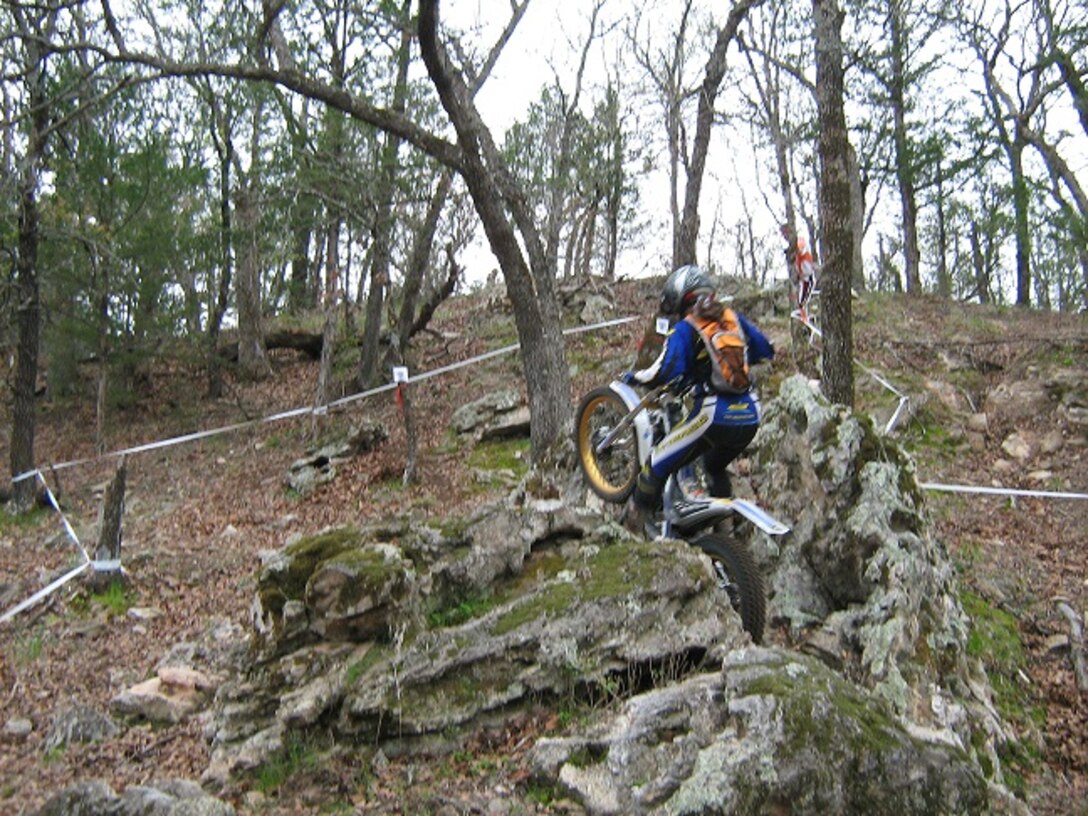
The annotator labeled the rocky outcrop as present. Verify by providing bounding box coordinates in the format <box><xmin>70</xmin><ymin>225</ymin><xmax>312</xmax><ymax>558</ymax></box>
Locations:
<box><xmin>199</xmin><ymin>375</ymin><xmax>1021</xmax><ymax>814</ymax></box>
<box><xmin>449</xmin><ymin>389</ymin><xmax>530</xmax><ymax>441</ymax></box>
<box><xmin>531</xmin><ymin>649</ymin><xmax>1000</xmax><ymax>816</ymax></box>
<box><xmin>285</xmin><ymin>420</ymin><xmax>388</xmax><ymax>495</ymax></box>
<box><xmin>747</xmin><ymin>376</ymin><xmax>1009</xmax><ymax>764</ymax></box>
<box><xmin>206</xmin><ymin>505</ymin><xmax>745</xmax><ymax>784</ymax></box>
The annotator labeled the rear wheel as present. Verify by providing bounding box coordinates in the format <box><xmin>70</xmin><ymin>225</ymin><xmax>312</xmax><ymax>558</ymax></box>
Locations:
<box><xmin>692</xmin><ymin>533</ymin><xmax>766</xmax><ymax>644</ymax></box>
<box><xmin>574</xmin><ymin>386</ymin><xmax>640</xmax><ymax>503</ymax></box>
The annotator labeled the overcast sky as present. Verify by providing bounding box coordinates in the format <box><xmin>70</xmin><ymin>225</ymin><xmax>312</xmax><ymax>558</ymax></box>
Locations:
<box><xmin>440</xmin><ymin>0</ymin><xmax>1088</xmax><ymax>293</ymax></box>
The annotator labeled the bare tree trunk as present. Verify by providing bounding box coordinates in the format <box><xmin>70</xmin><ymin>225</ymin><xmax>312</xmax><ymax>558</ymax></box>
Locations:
<box><xmin>542</xmin><ymin>2</ymin><xmax>602</xmax><ymax>277</ymax></box>
<box><xmin>935</xmin><ymin>160</ymin><xmax>950</xmax><ymax>298</ymax></box>
<box><xmin>90</xmin><ymin>459</ymin><xmax>126</xmax><ymax>591</ymax></box>
<box><xmin>969</xmin><ymin>222</ymin><xmax>991</xmax><ymax>305</ymax></box>
<box><xmin>205</xmin><ymin>106</ymin><xmax>234</xmax><ymax>399</ymax></box>
<box><xmin>359</xmin><ymin>0</ymin><xmax>412</xmax><ymax>388</ymax></box>
<box><xmin>9</xmin><ymin>5</ymin><xmax>47</xmax><ymax>510</ymax></box>
<box><xmin>289</xmin><ymin>205</ymin><xmax>315</xmax><ymax>312</ymax></box>
<box><xmin>674</xmin><ymin>0</ymin><xmax>764</xmax><ymax>269</ymax></box>
<box><xmin>395</xmin><ymin>169</ymin><xmax>454</xmax><ymax>353</ymax></box>
<box><xmin>400</xmin><ymin>379</ymin><xmax>418</xmax><ymax>486</ymax></box>
<box><xmin>603</xmin><ymin>86</ymin><xmax>623</xmax><ymax>281</ymax></box>
<box><xmin>889</xmin><ymin>3</ymin><xmax>921</xmax><ymax>294</ymax></box>
<box><xmin>314</xmin><ymin>221</ymin><xmax>341</xmax><ymax>428</ymax></box>
<box><xmin>95</xmin><ymin>263</ymin><xmax>109</xmax><ymax>454</ymax></box>
<box><xmin>847</xmin><ymin>141</ymin><xmax>865</xmax><ymax>292</ymax></box>
<box><xmin>813</xmin><ymin>0</ymin><xmax>854</xmax><ymax>408</ymax></box>
<box><xmin>579</xmin><ymin>199</ymin><xmax>600</xmax><ymax>279</ymax></box>
<box><xmin>235</xmin><ymin>181</ymin><xmax>272</xmax><ymax>380</ymax></box>
<box><xmin>1009</xmin><ymin>134</ymin><xmax>1032</xmax><ymax>306</ymax></box>
<box><xmin>418</xmin><ymin>0</ymin><xmax>572</xmax><ymax>465</ymax></box>
<box><xmin>971</xmin><ymin>11</ymin><xmax>1032</xmax><ymax>306</ymax></box>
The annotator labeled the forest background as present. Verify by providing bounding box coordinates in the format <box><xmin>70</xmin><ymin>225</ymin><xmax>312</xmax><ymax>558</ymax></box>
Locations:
<box><xmin>2</xmin><ymin>0</ymin><xmax>1086</xmax><ymax>501</ymax></box>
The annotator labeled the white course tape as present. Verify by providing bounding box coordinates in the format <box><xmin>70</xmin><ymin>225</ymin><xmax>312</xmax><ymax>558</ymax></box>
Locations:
<box><xmin>920</xmin><ymin>482</ymin><xmax>1088</xmax><ymax>500</ymax></box>
<box><xmin>792</xmin><ymin>311</ymin><xmax>910</xmax><ymax>435</ymax></box>
<box><xmin>2</xmin><ymin>315</ymin><xmax>640</xmax><ymax>624</ymax></box>
<box><xmin>14</xmin><ymin>316</ymin><xmax>642</xmax><ymax>484</ymax></box>
<box><xmin>36</xmin><ymin>470</ymin><xmax>90</xmax><ymax>564</ymax></box>
<box><xmin>0</xmin><ymin>561</ymin><xmax>90</xmax><ymax>624</ymax></box>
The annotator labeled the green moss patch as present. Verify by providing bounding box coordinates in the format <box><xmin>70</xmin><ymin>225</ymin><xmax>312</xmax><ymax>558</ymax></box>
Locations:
<box><xmin>960</xmin><ymin>590</ymin><xmax>1045</xmax><ymax>789</ymax></box>
<box><xmin>427</xmin><ymin>593</ymin><xmax>499</xmax><ymax>629</ymax></box>
<box><xmin>273</xmin><ymin>528</ymin><xmax>365</xmax><ymax>601</ymax></box>
<box><xmin>345</xmin><ymin>644</ymin><xmax>392</xmax><ymax>687</ymax></box>
<box><xmin>741</xmin><ymin>665</ymin><xmax>903</xmax><ymax>757</ymax></box>
<box><xmin>491</xmin><ymin>540</ymin><xmax>670</xmax><ymax>637</ymax></box>
<box><xmin>468</xmin><ymin>438</ymin><xmax>531</xmax><ymax>474</ymax></box>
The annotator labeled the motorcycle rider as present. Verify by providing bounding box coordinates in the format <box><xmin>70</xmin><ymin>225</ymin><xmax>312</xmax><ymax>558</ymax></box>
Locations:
<box><xmin>621</xmin><ymin>265</ymin><xmax>774</xmax><ymax>533</ymax></box>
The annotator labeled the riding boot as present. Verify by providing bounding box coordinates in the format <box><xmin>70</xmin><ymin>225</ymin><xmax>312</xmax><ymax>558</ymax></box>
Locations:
<box><xmin>708</xmin><ymin>469</ymin><xmax>733</xmax><ymax>500</ymax></box>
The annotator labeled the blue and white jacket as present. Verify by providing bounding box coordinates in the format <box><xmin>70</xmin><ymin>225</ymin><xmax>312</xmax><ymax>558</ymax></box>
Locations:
<box><xmin>628</xmin><ymin>311</ymin><xmax>774</xmax><ymax>427</ymax></box>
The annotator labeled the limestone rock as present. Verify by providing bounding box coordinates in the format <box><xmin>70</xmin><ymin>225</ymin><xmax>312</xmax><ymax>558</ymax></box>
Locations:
<box><xmin>450</xmin><ymin>390</ymin><xmax>524</xmax><ymax>438</ymax></box>
<box><xmin>530</xmin><ymin>649</ymin><xmax>991</xmax><ymax>816</ymax></box>
<box><xmin>200</xmin><ymin>374</ymin><xmax>1021</xmax><ymax>812</ymax></box>
<box><xmin>111</xmin><ymin>666</ymin><xmax>218</xmax><ymax>724</ymax></box>
<box><xmin>206</xmin><ymin>507</ymin><xmax>747</xmax><ymax>779</ymax></box>
<box><xmin>284</xmin><ymin>423</ymin><xmax>388</xmax><ymax>495</ymax></box>
<box><xmin>33</xmin><ymin>778</ymin><xmax>234</xmax><ymax>816</ymax></box>
<box><xmin>967</xmin><ymin>412</ymin><xmax>989</xmax><ymax>434</ymax></box>
<box><xmin>749</xmin><ymin>376</ymin><xmax>1004</xmax><ymax>754</ymax></box>
<box><xmin>43</xmin><ymin>703</ymin><xmax>118</xmax><ymax>752</ymax></box>
<box><xmin>984</xmin><ymin>379</ymin><xmax>1051</xmax><ymax>422</ymax></box>
<box><xmin>3</xmin><ymin>717</ymin><xmax>33</xmax><ymax>740</ymax></box>
<box><xmin>1001</xmin><ymin>432</ymin><xmax>1033</xmax><ymax>461</ymax></box>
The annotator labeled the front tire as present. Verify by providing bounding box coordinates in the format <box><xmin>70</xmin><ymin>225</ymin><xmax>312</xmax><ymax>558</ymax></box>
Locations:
<box><xmin>692</xmin><ymin>533</ymin><xmax>766</xmax><ymax>644</ymax></box>
<box><xmin>574</xmin><ymin>386</ymin><xmax>640</xmax><ymax>503</ymax></box>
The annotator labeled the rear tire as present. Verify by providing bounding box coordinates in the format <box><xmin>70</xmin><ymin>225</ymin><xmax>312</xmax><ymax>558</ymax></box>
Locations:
<box><xmin>574</xmin><ymin>386</ymin><xmax>640</xmax><ymax>503</ymax></box>
<box><xmin>692</xmin><ymin>533</ymin><xmax>766</xmax><ymax>644</ymax></box>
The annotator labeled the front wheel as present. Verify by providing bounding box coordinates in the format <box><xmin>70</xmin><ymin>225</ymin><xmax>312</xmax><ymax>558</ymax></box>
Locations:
<box><xmin>691</xmin><ymin>533</ymin><xmax>766</xmax><ymax>644</ymax></box>
<box><xmin>574</xmin><ymin>386</ymin><xmax>640</xmax><ymax>503</ymax></box>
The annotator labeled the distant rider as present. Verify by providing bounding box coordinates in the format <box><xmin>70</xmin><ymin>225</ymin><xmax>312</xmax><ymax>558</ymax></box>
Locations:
<box><xmin>621</xmin><ymin>265</ymin><xmax>774</xmax><ymax>533</ymax></box>
<box><xmin>780</xmin><ymin>222</ymin><xmax>817</xmax><ymax>323</ymax></box>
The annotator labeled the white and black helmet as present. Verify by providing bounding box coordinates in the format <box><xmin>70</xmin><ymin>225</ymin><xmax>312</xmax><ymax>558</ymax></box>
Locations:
<box><xmin>660</xmin><ymin>264</ymin><xmax>714</xmax><ymax>315</ymax></box>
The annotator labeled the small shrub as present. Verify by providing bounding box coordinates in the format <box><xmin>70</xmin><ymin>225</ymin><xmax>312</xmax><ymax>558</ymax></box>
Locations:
<box><xmin>427</xmin><ymin>594</ymin><xmax>496</xmax><ymax>629</ymax></box>
<box><xmin>254</xmin><ymin>734</ymin><xmax>321</xmax><ymax>795</ymax></box>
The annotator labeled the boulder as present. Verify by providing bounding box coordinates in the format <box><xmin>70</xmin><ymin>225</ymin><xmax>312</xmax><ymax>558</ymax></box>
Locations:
<box><xmin>1001</xmin><ymin>431</ymin><xmax>1034</xmax><ymax>461</ymax></box>
<box><xmin>450</xmin><ymin>390</ymin><xmax>525</xmax><ymax>438</ymax></box>
<box><xmin>205</xmin><ymin>504</ymin><xmax>746</xmax><ymax>784</ymax></box>
<box><xmin>33</xmin><ymin>779</ymin><xmax>234</xmax><ymax>816</ymax></box>
<box><xmin>111</xmin><ymin>666</ymin><xmax>219</xmax><ymax>724</ymax></box>
<box><xmin>42</xmin><ymin>703</ymin><xmax>118</xmax><ymax>752</ymax></box>
<box><xmin>530</xmin><ymin>649</ymin><xmax>993</xmax><ymax>816</ymax></box>
<box><xmin>251</xmin><ymin>527</ymin><xmax>420</xmax><ymax>656</ymax></box>
<box><xmin>983</xmin><ymin>380</ymin><xmax>1051</xmax><ymax>424</ymax></box>
<box><xmin>285</xmin><ymin>421</ymin><xmax>388</xmax><ymax>495</ymax></box>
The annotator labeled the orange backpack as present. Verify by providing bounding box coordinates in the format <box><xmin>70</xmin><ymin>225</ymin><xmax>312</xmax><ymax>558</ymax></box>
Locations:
<box><xmin>685</xmin><ymin>308</ymin><xmax>750</xmax><ymax>394</ymax></box>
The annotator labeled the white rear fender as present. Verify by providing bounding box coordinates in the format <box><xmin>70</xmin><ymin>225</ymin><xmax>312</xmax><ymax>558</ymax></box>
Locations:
<box><xmin>608</xmin><ymin>380</ymin><xmax>655</xmax><ymax>467</ymax></box>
